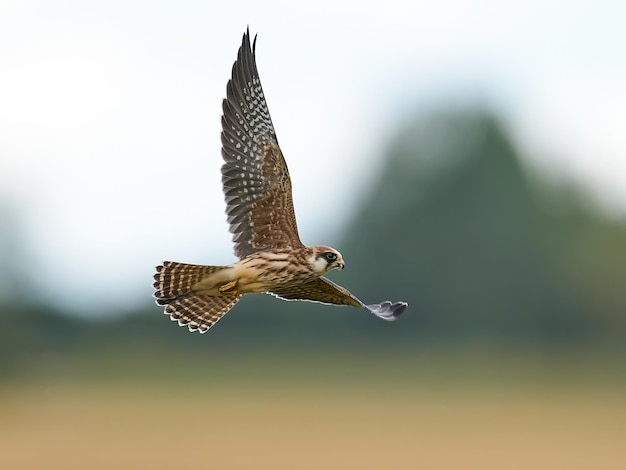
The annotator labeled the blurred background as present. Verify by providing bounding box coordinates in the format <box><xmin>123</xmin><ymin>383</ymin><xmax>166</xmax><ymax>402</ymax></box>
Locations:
<box><xmin>1</xmin><ymin>1</ymin><xmax>625</xmax><ymax>469</ymax></box>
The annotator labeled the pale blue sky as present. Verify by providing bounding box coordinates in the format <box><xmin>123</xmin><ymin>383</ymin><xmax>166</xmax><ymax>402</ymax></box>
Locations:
<box><xmin>1</xmin><ymin>0</ymin><xmax>625</xmax><ymax>313</ymax></box>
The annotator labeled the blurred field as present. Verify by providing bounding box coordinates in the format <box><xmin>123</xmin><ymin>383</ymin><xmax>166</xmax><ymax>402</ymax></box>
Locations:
<box><xmin>1</xmin><ymin>353</ymin><xmax>625</xmax><ymax>470</ymax></box>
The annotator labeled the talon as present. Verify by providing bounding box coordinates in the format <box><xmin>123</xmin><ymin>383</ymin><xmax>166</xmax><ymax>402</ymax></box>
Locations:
<box><xmin>219</xmin><ymin>280</ymin><xmax>238</xmax><ymax>294</ymax></box>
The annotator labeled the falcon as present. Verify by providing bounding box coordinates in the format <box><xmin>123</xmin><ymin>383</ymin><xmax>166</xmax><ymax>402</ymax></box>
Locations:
<box><xmin>153</xmin><ymin>29</ymin><xmax>407</xmax><ymax>333</ymax></box>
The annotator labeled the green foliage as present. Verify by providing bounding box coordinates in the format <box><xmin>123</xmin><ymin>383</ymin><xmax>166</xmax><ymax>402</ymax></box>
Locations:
<box><xmin>341</xmin><ymin>109</ymin><xmax>623</xmax><ymax>344</ymax></box>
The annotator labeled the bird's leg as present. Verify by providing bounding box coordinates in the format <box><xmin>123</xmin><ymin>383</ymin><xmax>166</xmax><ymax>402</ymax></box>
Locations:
<box><xmin>218</xmin><ymin>279</ymin><xmax>239</xmax><ymax>295</ymax></box>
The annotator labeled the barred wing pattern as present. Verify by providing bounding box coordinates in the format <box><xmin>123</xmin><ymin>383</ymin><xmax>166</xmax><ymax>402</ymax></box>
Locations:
<box><xmin>271</xmin><ymin>277</ymin><xmax>408</xmax><ymax>321</ymax></box>
<box><xmin>221</xmin><ymin>29</ymin><xmax>302</xmax><ymax>259</ymax></box>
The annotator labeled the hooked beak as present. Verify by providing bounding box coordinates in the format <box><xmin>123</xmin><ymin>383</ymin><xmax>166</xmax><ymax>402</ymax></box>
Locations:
<box><xmin>336</xmin><ymin>262</ymin><xmax>345</xmax><ymax>271</ymax></box>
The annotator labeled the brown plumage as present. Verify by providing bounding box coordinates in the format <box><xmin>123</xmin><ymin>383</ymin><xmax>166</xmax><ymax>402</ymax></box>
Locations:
<box><xmin>153</xmin><ymin>28</ymin><xmax>407</xmax><ymax>333</ymax></box>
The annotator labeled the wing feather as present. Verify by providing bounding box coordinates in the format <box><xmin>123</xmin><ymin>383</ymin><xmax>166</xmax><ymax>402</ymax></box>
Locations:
<box><xmin>271</xmin><ymin>277</ymin><xmax>364</xmax><ymax>307</ymax></box>
<box><xmin>221</xmin><ymin>29</ymin><xmax>302</xmax><ymax>259</ymax></box>
<box><xmin>271</xmin><ymin>277</ymin><xmax>408</xmax><ymax>321</ymax></box>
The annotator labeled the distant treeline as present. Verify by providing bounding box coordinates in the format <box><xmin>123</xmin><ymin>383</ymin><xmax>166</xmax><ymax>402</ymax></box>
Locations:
<box><xmin>2</xmin><ymin>109</ymin><xmax>625</xmax><ymax>377</ymax></box>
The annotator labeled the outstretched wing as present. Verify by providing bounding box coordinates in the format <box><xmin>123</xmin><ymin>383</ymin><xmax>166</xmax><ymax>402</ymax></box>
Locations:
<box><xmin>271</xmin><ymin>277</ymin><xmax>408</xmax><ymax>321</ymax></box>
<box><xmin>221</xmin><ymin>29</ymin><xmax>302</xmax><ymax>259</ymax></box>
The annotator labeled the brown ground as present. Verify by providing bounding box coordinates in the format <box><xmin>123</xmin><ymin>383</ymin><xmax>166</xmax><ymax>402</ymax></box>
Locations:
<box><xmin>1</xmin><ymin>379</ymin><xmax>624</xmax><ymax>470</ymax></box>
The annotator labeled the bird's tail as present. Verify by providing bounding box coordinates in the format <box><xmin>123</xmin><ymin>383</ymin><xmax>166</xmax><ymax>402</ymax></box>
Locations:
<box><xmin>153</xmin><ymin>261</ymin><xmax>241</xmax><ymax>333</ymax></box>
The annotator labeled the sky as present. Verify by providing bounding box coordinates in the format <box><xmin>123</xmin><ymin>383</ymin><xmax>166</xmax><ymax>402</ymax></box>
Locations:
<box><xmin>1</xmin><ymin>0</ymin><xmax>625</xmax><ymax>314</ymax></box>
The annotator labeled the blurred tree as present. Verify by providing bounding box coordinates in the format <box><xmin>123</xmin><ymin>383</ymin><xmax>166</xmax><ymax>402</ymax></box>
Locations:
<box><xmin>0</xmin><ymin>203</ymin><xmax>29</xmax><ymax>301</ymax></box>
<box><xmin>340</xmin><ymin>109</ymin><xmax>603</xmax><ymax>344</ymax></box>
<box><xmin>537</xmin><ymin>184</ymin><xmax>626</xmax><ymax>341</ymax></box>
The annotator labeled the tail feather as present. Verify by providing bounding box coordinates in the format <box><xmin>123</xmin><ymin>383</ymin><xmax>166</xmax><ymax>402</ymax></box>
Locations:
<box><xmin>153</xmin><ymin>261</ymin><xmax>226</xmax><ymax>298</ymax></box>
<box><xmin>159</xmin><ymin>293</ymin><xmax>242</xmax><ymax>333</ymax></box>
<box><xmin>153</xmin><ymin>261</ymin><xmax>241</xmax><ymax>333</ymax></box>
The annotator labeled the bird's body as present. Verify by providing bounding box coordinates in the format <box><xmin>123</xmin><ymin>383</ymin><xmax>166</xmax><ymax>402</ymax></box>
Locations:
<box><xmin>153</xmin><ymin>29</ymin><xmax>407</xmax><ymax>333</ymax></box>
<box><xmin>183</xmin><ymin>245</ymin><xmax>341</xmax><ymax>297</ymax></box>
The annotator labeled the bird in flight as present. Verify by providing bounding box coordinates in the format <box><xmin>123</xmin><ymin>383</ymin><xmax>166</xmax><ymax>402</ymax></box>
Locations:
<box><xmin>153</xmin><ymin>29</ymin><xmax>407</xmax><ymax>333</ymax></box>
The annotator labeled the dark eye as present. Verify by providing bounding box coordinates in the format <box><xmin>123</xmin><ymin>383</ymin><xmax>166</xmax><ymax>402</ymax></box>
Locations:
<box><xmin>324</xmin><ymin>252</ymin><xmax>337</xmax><ymax>262</ymax></box>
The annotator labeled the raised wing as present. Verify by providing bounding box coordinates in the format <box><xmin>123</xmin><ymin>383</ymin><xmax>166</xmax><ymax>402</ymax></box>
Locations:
<box><xmin>221</xmin><ymin>29</ymin><xmax>302</xmax><ymax>259</ymax></box>
<box><xmin>271</xmin><ymin>277</ymin><xmax>407</xmax><ymax>321</ymax></box>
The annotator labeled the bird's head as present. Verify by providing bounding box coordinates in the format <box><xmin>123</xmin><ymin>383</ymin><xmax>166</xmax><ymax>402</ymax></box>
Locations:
<box><xmin>309</xmin><ymin>246</ymin><xmax>345</xmax><ymax>275</ymax></box>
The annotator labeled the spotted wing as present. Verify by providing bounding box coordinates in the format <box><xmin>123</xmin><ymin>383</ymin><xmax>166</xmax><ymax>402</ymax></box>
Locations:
<box><xmin>221</xmin><ymin>29</ymin><xmax>302</xmax><ymax>259</ymax></box>
<box><xmin>271</xmin><ymin>277</ymin><xmax>408</xmax><ymax>321</ymax></box>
